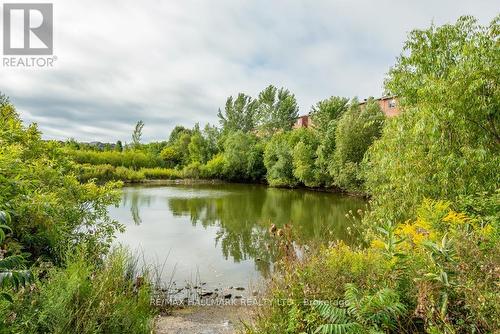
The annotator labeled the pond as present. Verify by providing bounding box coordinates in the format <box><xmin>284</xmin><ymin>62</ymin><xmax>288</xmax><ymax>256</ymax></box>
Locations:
<box><xmin>108</xmin><ymin>183</ymin><xmax>365</xmax><ymax>292</ymax></box>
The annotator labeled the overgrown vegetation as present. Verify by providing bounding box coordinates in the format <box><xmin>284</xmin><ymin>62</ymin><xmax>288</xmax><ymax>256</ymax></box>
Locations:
<box><xmin>62</xmin><ymin>83</ymin><xmax>383</xmax><ymax>192</ymax></box>
<box><xmin>0</xmin><ymin>96</ymin><xmax>154</xmax><ymax>332</ymax></box>
<box><xmin>0</xmin><ymin>248</ymin><xmax>152</xmax><ymax>334</ymax></box>
<box><xmin>1</xmin><ymin>13</ymin><xmax>497</xmax><ymax>334</ymax></box>
<box><xmin>364</xmin><ymin>15</ymin><xmax>500</xmax><ymax>221</ymax></box>
<box><xmin>245</xmin><ymin>16</ymin><xmax>499</xmax><ymax>334</ymax></box>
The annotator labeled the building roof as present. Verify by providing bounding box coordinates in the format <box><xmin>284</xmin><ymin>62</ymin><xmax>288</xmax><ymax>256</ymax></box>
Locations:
<box><xmin>359</xmin><ymin>95</ymin><xmax>397</xmax><ymax>105</ymax></box>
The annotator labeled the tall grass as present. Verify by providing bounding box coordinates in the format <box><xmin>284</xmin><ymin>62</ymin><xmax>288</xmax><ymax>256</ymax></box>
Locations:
<box><xmin>77</xmin><ymin>164</ymin><xmax>145</xmax><ymax>183</ymax></box>
<box><xmin>77</xmin><ymin>164</ymin><xmax>187</xmax><ymax>183</ymax></box>
<box><xmin>141</xmin><ymin>167</ymin><xmax>182</xmax><ymax>180</ymax></box>
<box><xmin>66</xmin><ymin>149</ymin><xmax>164</xmax><ymax>169</ymax></box>
<box><xmin>0</xmin><ymin>247</ymin><xmax>154</xmax><ymax>334</ymax></box>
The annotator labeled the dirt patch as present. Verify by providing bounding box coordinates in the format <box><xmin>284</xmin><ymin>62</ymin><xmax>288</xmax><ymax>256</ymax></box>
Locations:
<box><xmin>155</xmin><ymin>305</ymin><xmax>253</xmax><ymax>334</ymax></box>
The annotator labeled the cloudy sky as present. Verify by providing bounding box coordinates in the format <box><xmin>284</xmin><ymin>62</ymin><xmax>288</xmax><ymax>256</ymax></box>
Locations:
<box><xmin>1</xmin><ymin>0</ymin><xmax>497</xmax><ymax>142</ymax></box>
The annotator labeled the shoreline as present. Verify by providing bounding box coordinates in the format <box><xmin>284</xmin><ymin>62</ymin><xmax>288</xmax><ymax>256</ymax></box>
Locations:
<box><xmin>123</xmin><ymin>178</ymin><xmax>369</xmax><ymax>198</ymax></box>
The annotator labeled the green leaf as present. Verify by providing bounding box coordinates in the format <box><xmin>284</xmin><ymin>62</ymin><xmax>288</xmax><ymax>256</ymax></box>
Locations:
<box><xmin>0</xmin><ymin>291</ymin><xmax>13</xmax><ymax>303</ymax></box>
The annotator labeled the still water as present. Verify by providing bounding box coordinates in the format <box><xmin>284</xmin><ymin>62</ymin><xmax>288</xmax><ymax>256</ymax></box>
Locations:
<box><xmin>108</xmin><ymin>183</ymin><xmax>365</xmax><ymax>290</ymax></box>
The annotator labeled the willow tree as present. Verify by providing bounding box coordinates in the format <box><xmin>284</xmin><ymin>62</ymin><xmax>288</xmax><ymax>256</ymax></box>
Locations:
<box><xmin>364</xmin><ymin>15</ymin><xmax>500</xmax><ymax>220</ymax></box>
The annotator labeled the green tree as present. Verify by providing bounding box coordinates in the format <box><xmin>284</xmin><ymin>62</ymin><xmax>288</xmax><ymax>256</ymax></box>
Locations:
<box><xmin>264</xmin><ymin>131</ymin><xmax>302</xmax><ymax>187</ymax></box>
<box><xmin>331</xmin><ymin>98</ymin><xmax>384</xmax><ymax>192</ymax></box>
<box><xmin>256</xmin><ymin>85</ymin><xmax>299</xmax><ymax>134</ymax></box>
<box><xmin>217</xmin><ymin>93</ymin><xmax>258</xmax><ymax>133</ymax></box>
<box><xmin>131</xmin><ymin>120</ymin><xmax>144</xmax><ymax>149</ymax></box>
<box><xmin>114</xmin><ymin>140</ymin><xmax>123</xmax><ymax>152</ymax></box>
<box><xmin>0</xmin><ymin>94</ymin><xmax>18</xmax><ymax>121</ymax></box>
<box><xmin>168</xmin><ymin>125</ymin><xmax>191</xmax><ymax>144</ymax></box>
<box><xmin>202</xmin><ymin>123</ymin><xmax>221</xmax><ymax>160</ymax></box>
<box><xmin>310</xmin><ymin>96</ymin><xmax>349</xmax><ymax>134</ymax></box>
<box><xmin>0</xmin><ymin>94</ymin><xmax>122</xmax><ymax>264</ymax></box>
<box><xmin>364</xmin><ymin>16</ymin><xmax>500</xmax><ymax>220</ymax></box>
<box><xmin>222</xmin><ymin>131</ymin><xmax>265</xmax><ymax>181</ymax></box>
<box><xmin>188</xmin><ymin>124</ymin><xmax>208</xmax><ymax>163</ymax></box>
<box><xmin>160</xmin><ymin>131</ymin><xmax>192</xmax><ymax>168</ymax></box>
<box><xmin>311</xmin><ymin>96</ymin><xmax>350</xmax><ymax>185</ymax></box>
<box><xmin>292</xmin><ymin>129</ymin><xmax>321</xmax><ymax>187</ymax></box>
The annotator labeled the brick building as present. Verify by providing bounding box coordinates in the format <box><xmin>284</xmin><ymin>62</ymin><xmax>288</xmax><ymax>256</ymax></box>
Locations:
<box><xmin>293</xmin><ymin>96</ymin><xmax>400</xmax><ymax>128</ymax></box>
<box><xmin>293</xmin><ymin>115</ymin><xmax>310</xmax><ymax>129</ymax></box>
<box><xmin>359</xmin><ymin>95</ymin><xmax>400</xmax><ymax>117</ymax></box>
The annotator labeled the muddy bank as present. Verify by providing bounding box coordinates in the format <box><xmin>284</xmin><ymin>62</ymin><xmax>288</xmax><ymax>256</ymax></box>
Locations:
<box><xmin>155</xmin><ymin>305</ymin><xmax>253</xmax><ymax>334</ymax></box>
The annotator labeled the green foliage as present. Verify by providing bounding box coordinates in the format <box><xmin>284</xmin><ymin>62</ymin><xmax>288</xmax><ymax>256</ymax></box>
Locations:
<box><xmin>67</xmin><ymin>149</ymin><xmax>164</xmax><ymax>169</ymax></box>
<box><xmin>246</xmin><ymin>242</ymin><xmax>395</xmax><ymax>334</ymax></box>
<box><xmin>0</xmin><ymin>213</ymin><xmax>32</xmax><ymax>298</ymax></box>
<box><xmin>77</xmin><ymin>164</ymin><xmax>185</xmax><ymax>182</ymax></box>
<box><xmin>168</xmin><ymin>125</ymin><xmax>192</xmax><ymax>144</ymax></box>
<box><xmin>1</xmin><ymin>248</ymin><xmax>153</xmax><ymax>333</ymax></box>
<box><xmin>292</xmin><ymin>129</ymin><xmax>321</xmax><ymax>187</ymax></box>
<box><xmin>159</xmin><ymin>146</ymin><xmax>179</xmax><ymax>167</ymax></box>
<box><xmin>365</xmin><ymin>15</ymin><xmax>500</xmax><ymax>220</ymax></box>
<box><xmin>77</xmin><ymin>164</ymin><xmax>145</xmax><ymax>183</ymax></box>
<box><xmin>222</xmin><ymin>131</ymin><xmax>265</xmax><ymax>181</ymax></box>
<box><xmin>256</xmin><ymin>85</ymin><xmax>299</xmax><ymax>134</ymax></box>
<box><xmin>161</xmin><ymin>131</ymin><xmax>192</xmax><ymax>167</ymax></box>
<box><xmin>0</xmin><ymin>102</ymin><xmax>122</xmax><ymax>264</ymax></box>
<box><xmin>0</xmin><ymin>96</ymin><xmax>154</xmax><ymax>331</ymax></box>
<box><xmin>217</xmin><ymin>85</ymin><xmax>299</xmax><ymax>135</ymax></box>
<box><xmin>182</xmin><ymin>161</ymin><xmax>203</xmax><ymax>179</ymax></box>
<box><xmin>313</xmin><ymin>284</ymin><xmax>405</xmax><ymax>334</ymax></box>
<box><xmin>141</xmin><ymin>167</ymin><xmax>182</xmax><ymax>180</ymax></box>
<box><xmin>188</xmin><ymin>125</ymin><xmax>209</xmax><ymax>164</ymax></box>
<box><xmin>203</xmin><ymin>154</ymin><xmax>226</xmax><ymax>179</ymax></box>
<box><xmin>264</xmin><ymin>131</ymin><xmax>299</xmax><ymax>187</ymax></box>
<box><xmin>331</xmin><ymin>98</ymin><xmax>384</xmax><ymax>193</ymax></box>
<box><xmin>131</xmin><ymin>120</ymin><xmax>145</xmax><ymax>149</ymax></box>
<box><xmin>310</xmin><ymin>96</ymin><xmax>349</xmax><ymax>135</ymax></box>
<box><xmin>114</xmin><ymin>140</ymin><xmax>123</xmax><ymax>152</ymax></box>
<box><xmin>218</xmin><ymin>93</ymin><xmax>258</xmax><ymax>133</ymax></box>
<box><xmin>247</xmin><ymin>199</ymin><xmax>499</xmax><ymax>334</ymax></box>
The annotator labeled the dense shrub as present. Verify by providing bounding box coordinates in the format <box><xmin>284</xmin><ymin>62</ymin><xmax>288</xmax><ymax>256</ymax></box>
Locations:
<box><xmin>77</xmin><ymin>164</ymin><xmax>145</xmax><ymax>183</ymax></box>
<box><xmin>182</xmin><ymin>162</ymin><xmax>203</xmax><ymax>179</ymax></box>
<box><xmin>222</xmin><ymin>131</ymin><xmax>265</xmax><ymax>181</ymax></box>
<box><xmin>364</xmin><ymin>16</ymin><xmax>500</xmax><ymax>220</ymax></box>
<box><xmin>264</xmin><ymin>131</ymin><xmax>299</xmax><ymax>187</ymax></box>
<box><xmin>0</xmin><ymin>101</ymin><xmax>122</xmax><ymax>264</ymax></box>
<box><xmin>141</xmin><ymin>167</ymin><xmax>182</xmax><ymax>180</ymax></box>
<box><xmin>67</xmin><ymin>149</ymin><xmax>164</xmax><ymax>169</ymax></box>
<box><xmin>247</xmin><ymin>199</ymin><xmax>499</xmax><ymax>333</ymax></box>
<box><xmin>0</xmin><ymin>96</ymin><xmax>155</xmax><ymax>332</ymax></box>
<box><xmin>330</xmin><ymin>98</ymin><xmax>384</xmax><ymax>193</ymax></box>
<box><xmin>0</xmin><ymin>248</ymin><xmax>153</xmax><ymax>334</ymax></box>
<box><xmin>265</xmin><ymin>129</ymin><xmax>327</xmax><ymax>187</ymax></box>
<box><xmin>203</xmin><ymin>154</ymin><xmax>226</xmax><ymax>179</ymax></box>
<box><xmin>291</xmin><ymin>129</ymin><xmax>321</xmax><ymax>187</ymax></box>
<box><xmin>77</xmin><ymin>164</ymin><xmax>186</xmax><ymax>182</ymax></box>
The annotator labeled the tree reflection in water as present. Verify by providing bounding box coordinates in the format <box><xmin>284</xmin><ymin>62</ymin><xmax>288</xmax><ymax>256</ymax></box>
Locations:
<box><xmin>165</xmin><ymin>184</ymin><xmax>365</xmax><ymax>278</ymax></box>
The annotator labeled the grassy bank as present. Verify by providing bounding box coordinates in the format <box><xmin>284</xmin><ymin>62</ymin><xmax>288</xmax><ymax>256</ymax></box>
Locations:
<box><xmin>1</xmin><ymin>248</ymin><xmax>154</xmax><ymax>334</ymax></box>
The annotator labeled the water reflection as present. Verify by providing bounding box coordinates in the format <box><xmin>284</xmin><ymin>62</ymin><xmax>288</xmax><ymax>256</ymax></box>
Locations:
<box><xmin>110</xmin><ymin>184</ymin><xmax>364</xmax><ymax>286</ymax></box>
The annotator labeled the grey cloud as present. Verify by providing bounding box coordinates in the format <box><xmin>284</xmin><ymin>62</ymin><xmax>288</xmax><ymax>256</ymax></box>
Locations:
<box><xmin>0</xmin><ymin>0</ymin><xmax>498</xmax><ymax>142</ymax></box>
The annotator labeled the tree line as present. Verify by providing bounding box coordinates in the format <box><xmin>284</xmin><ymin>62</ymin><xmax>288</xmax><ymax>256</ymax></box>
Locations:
<box><xmin>65</xmin><ymin>85</ymin><xmax>387</xmax><ymax>195</ymax></box>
